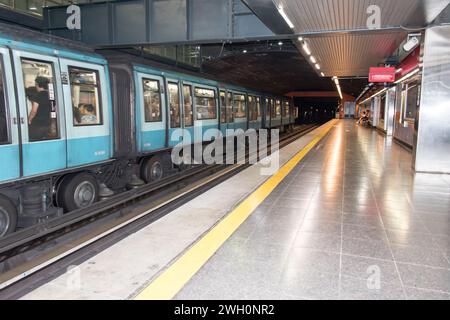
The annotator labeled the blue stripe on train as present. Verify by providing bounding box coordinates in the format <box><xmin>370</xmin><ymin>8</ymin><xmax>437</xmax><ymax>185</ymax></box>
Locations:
<box><xmin>0</xmin><ymin>145</ymin><xmax>20</xmax><ymax>182</ymax></box>
<box><xmin>139</xmin><ymin>129</ymin><xmax>166</xmax><ymax>152</ymax></box>
<box><xmin>22</xmin><ymin>140</ymin><xmax>66</xmax><ymax>176</ymax></box>
<box><xmin>67</xmin><ymin>135</ymin><xmax>111</xmax><ymax>167</ymax></box>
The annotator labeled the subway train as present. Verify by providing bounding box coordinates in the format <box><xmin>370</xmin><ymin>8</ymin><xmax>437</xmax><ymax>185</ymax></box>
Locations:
<box><xmin>0</xmin><ymin>24</ymin><xmax>298</xmax><ymax>237</ymax></box>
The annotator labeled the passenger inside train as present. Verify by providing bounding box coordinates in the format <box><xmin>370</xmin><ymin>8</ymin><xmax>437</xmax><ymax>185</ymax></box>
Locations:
<box><xmin>27</xmin><ymin>76</ymin><xmax>52</xmax><ymax>141</ymax></box>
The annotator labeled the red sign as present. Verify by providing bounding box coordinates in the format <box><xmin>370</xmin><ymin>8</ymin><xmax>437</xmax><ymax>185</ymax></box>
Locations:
<box><xmin>369</xmin><ymin>67</ymin><xmax>396</xmax><ymax>83</ymax></box>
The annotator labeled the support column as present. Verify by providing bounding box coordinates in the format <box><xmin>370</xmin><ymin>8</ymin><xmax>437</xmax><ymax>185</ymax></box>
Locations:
<box><xmin>413</xmin><ymin>25</ymin><xmax>450</xmax><ymax>173</ymax></box>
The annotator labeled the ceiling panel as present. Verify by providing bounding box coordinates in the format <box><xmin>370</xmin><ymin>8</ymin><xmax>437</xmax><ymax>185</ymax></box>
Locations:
<box><xmin>253</xmin><ymin>0</ymin><xmax>450</xmax><ymax>77</ymax></box>
<box><xmin>272</xmin><ymin>0</ymin><xmax>450</xmax><ymax>31</ymax></box>
<box><xmin>300</xmin><ymin>31</ymin><xmax>408</xmax><ymax>77</ymax></box>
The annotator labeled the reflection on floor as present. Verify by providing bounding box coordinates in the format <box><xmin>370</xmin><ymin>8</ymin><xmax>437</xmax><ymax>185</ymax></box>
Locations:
<box><xmin>176</xmin><ymin>120</ymin><xmax>450</xmax><ymax>300</ymax></box>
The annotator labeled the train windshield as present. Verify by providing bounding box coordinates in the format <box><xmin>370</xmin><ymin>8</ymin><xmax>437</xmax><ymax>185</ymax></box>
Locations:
<box><xmin>0</xmin><ymin>61</ymin><xmax>8</xmax><ymax>144</ymax></box>
<box><xmin>195</xmin><ymin>87</ymin><xmax>216</xmax><ymax>120</ymax></box>
<box><xmin>21</xmin><ymin>58</ymin><xmax>59</xmax><ymax>142</ymax></box>
<box><xmin>233</xmin><ymin>94</ymin><xmax>246</xmax><ymax>118</ymax></box>
<box><xmin>142</xmin><ymin>79</ymin><xmax>162</xmax><ymax>122</ymax></box>
<box><xmin>70</xmin><ymin>67</ymin><xmax>102</xmax><ymax>126</ymax></box>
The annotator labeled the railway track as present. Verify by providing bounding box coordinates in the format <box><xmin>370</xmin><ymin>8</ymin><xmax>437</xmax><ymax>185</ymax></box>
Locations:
<box><xmin>0</xmin><ymin>124</ymin><xmax>318</xmax><ymax>298</ymax></box>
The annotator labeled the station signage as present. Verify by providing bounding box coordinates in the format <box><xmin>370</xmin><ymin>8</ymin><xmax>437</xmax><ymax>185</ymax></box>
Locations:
<box><xmin>369</xmin><ymin>67</ymin><xmax>396</xmax><ymax>83</ymax></box>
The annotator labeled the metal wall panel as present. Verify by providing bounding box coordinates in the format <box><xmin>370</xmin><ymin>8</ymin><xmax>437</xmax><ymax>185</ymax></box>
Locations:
<box><xmin>234</xmin><ymin>13</ymin><xmax>272</xmax><ymax>37</ymax></box>
<box><xmin>81</xmin><ymin>4</ymin><xmax>110</xmax><ymax>45</ymax></box>
<box><xmin>115</xmin><ymin>1</ymin><xmax>147</xmax><ymax>44</ymax></box>
<box><xmin>190</xmin><ymin>0</ymin><xmax>230</xmax><ymax>40</ymax></box>
<box><xmin>413</xmin><ymin>25</ymin><xmax>450</xmax><ymax>173</ymax></box>
<box><xmin>151</xmin><ymin>0</ymin><xmax>187</xmax><ymax>43</ymax></box>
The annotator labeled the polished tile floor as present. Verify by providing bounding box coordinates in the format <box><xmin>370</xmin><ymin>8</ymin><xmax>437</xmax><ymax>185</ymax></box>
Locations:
<box><xmin>176</xmin><ymin>120</ymin><xmax>450</xmax><ymax>300</ymax></box>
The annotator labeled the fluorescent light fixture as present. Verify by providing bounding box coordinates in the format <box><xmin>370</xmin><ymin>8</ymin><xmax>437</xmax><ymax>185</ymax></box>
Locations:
<box><xmin>302</xmin><ymin>43</ymin><xmax>311</xmax><ymax>55</ymax></box>
<box><xmin>394</xmin><ymin>68</ymin><xmax>419</xmax><ymax>84</ymax></box>
<box><xmin>315</xmin><ymin>63</ymin><xmax>320</xmax><ymax>70</ymax></box>
<box><xmin>278</xmin><ymin>41</ymin><xmax>283</xmax><ymax>46</ymax></box>
<box><xmin>332</xmin><ymin>76</ymin><xmax>342</xmax><ymax>99</ymax></box>
<box><xmin>298</xmin><ymin>36</ymin><xmax>303</xmax><ymax>41</ymax></box>
<box><xmin>396</xmin><ymin>68</ymin><xmax>403</xmax><ymax>74</ymax></box>
<box><xmin>243</xmin><ymin>50</ymin><xmax>247</xmax><ymax>53</ymax></box>
<box><xmin>277</xmin><ymin>6</ymin><xmax>295</xmax><ymax>29</ymax></box>
<box><xmin>360</xmin><ymin>87</ymin><xmax>388</xmax><ymax>104</ymax></box>
<box><xmin>320</xmin><ymin>72</ymin><xmax>325</xmax><ymax>77</ymax></box>
<box><xmin>310</xmin><ymin>56</ymin><xmax>317</xmax><ymax>63</ymax></box>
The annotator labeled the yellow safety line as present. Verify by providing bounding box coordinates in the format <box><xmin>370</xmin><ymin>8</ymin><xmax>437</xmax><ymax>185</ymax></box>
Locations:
<box><xmin>134</xmin><ymin>120</ymin><xmax>338</xmax><ymax>300</ymax></box>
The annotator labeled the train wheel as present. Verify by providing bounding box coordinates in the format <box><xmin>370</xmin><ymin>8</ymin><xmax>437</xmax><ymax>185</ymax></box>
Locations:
<box><xmin>58</xmin><ymin>173</ymin><xmax>99</xmax><ymax>212</ymax></box>
<box><xmin>141</xmin><ymin>156</ymin><xmax>164</xmax><ymax>183</ymax></box>
<box><xmin>0</xmin><ymin>195</ymin><xmax>17</xmax><ymax>237</ymax></box>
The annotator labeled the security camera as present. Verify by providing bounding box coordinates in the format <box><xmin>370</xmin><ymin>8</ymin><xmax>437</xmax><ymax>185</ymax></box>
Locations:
<box><xmin>403</xmin><ymin>36</ymin><xmax>419</xmax><ymax>52</ymax></box>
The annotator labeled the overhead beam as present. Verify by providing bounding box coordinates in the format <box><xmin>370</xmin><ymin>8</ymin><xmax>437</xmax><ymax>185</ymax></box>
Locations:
<box><xmin>44</xmin><ymin>0</ymin><xmax>274</xmax><ymax>47</ymax></box>
<box><xmin>43</xmin><ymin>0</ymin><xmax>408</xmax><ymax>48</ymax></box>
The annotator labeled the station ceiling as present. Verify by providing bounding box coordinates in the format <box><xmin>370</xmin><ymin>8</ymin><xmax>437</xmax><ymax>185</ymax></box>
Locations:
<box><xmin>201</xmin><ymin>45</ymin><xmax>367</xmax><ymax>97</ymax></box>
<box><xmin>42</xmin><ymin>0</ymin><xmax>450</xmax><ymax>98</ymax></box>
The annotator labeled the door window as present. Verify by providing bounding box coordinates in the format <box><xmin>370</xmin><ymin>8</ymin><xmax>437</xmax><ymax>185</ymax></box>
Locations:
<box><xmin>275</xmin><ymin>99</ymin><xmax>281</xmax><ymax>117</ymax></box>
<box><xmin>233</xmin><ymin>94</ymin><xmax>246</xmax><ymax>118</ymax></box>
<box><xmin>220</xmin><ymin>90</ymin><xmax>226</xmax><ymax>124</ymax></box>
<box><xmin>69</xmin><ymin>67</ymin><xmax>102</xmax><ymax>126</ymax></box>
<box><xmin>21</xmin><ymin>58</ymin><xmax>59</xmax><ymax>141</ymax></box>
<box><xmin>183</xmin><ymin>85</ymin><xmax>194</xmax><ymax>127</ymax></box>
<box><xmin>168</xmin><ymin>82</ymin><xmax>180</xmax><ymax>128</ymax></box>
<box><xmin>226</xmin><ymin>92</ymin><xmax>233</xmax><ymax>123</ymax></box>
<box><xmin>0</xmin><ymin>59</ymin><xmax>9</xmax><ymax>144</ymax></box>
<box><xmin>142</xmin><ymin>79</ymin><xmax>162</xmax><ymax>122</ymax></box>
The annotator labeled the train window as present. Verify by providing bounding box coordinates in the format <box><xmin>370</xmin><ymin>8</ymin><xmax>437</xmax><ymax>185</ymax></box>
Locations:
<box><xmin>270</xmin><ymin>99</ymin><xmax>276</xmax><ymax>118</ymax></box>
<box><xmin>226</xmin><ymin>92</ymin><xmax>233</xmax><ymax>123</ymax></box>
<box><xmin>233</xmin><ymin>94</ymin><xmax>246</xmax><ymax>118</ymax></box>
<box><xmin>21</xmin><ymin>58</ymin><xmax>59</xmax><ymax>142</ymax></box>
<box><xmin>183</xmin><ymin>85</ymin><xmax>193</xmax><ymax>127</ymax></box>
<box><xmin>220</xmin><ymin>91</ymin><xmax>226</xmax><ymax>124</ymax></box>
<box><xmin>168</xmin><ymin>82</ymin><xmax>180</xmax><ymax>128</ymax></box>
<box><xmin>69</xmin><ymin>67</ymin><xmax>102</xmax><ymax>126</ymax></box>
<box><xmin>194</xmin><ymin>87</ymin><xmax>216</xmax><ymax>120</ymax></box>
<box><xmin>248</xmin><ymin>96</ymin><xmax>257</xmax><ymax>121</ymax></box>
<box><xmin>0</xmin><ymin>60</ymin><xmax>9</xmax><ymax>145</ymax></box>
<box><xmin>275</xmin><ymin>100</ymin><xmax>281</xmax><ymax>117</ymax></box>
<box><xmin>142</xmin><ymin>79</ymin><xmax>162</xmax><ymax>122</ymax></box>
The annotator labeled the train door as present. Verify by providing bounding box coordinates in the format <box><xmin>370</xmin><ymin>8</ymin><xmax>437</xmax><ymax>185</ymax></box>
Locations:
<box><xmin>59</xmin><ymin>59</ymin><xmax>111</xmax><ymax>167</ymax></box>
<box><xmin>167</xmin><ymin>79</ymin><xmax>182</xmax><ymax>147</ymax></box>
<box><xmin>135</xmin><ymin>72</ymin><xmax>166</xmax><ymax>152</ymax></box>
<box><xmin>13</xmin><ymin>50</ymin><xmax>67</xmax><ymax>177</ymax></box>
<box><xmin>0</xmin><ymin>48</ymin><xmax>20</xmax><ymax>182</ymax></box>
<box><xmin>226</xmin><ymin>91</ymin><xmax>234</xmax><ymax>133</ymax></box>
<box><xmin>182</xmin><ymin>82</ymin><xmax>194</xmax><ymax>144</ymax></box>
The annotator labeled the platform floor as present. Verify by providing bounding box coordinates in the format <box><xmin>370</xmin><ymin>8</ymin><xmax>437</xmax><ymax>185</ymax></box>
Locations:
<box><xmin>176</xmin><ymin>120</ymin><xmax>450</xmax><ymax>300</ymax></box>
